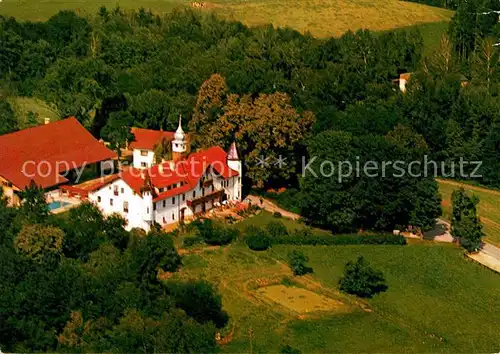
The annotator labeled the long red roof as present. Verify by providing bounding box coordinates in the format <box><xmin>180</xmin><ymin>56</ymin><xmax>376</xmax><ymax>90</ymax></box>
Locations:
<box><xmin>0</xmin><ymin>117</ymin><xmax>117</xmax><ymax>189</ymax></box>
<box><xmin>116</xmin><ymin>146</ymin><xmax>239</xmax><ymax>202</ymax></box>
<box><xmin>129</xmin><ymin>128</ymin><xmax>175</xmax><ymax>150</ymax></box>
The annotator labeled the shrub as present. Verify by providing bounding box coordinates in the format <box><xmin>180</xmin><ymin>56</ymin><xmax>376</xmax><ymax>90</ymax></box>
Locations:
<box><xmin>165</xmin><ymin>280</ymin><xmax>229</xmax><ymax>328</ymax></box>
<box><xmin>287</xmin><ymin>250</ymin><xmax>312</xmax><ymax>276</ymax></box>
<box><xmin>266</xmin><ymin>220</ymin><xmax>288</xmax><ymax>238</ymax></box>
<box><xmin>339</xmin><ymin>256</ymin><xmax>388</xmax><ymax>298</ymax></box>
<box><xmin>183</xmin><ymin>236</ymin><xmax>204</xmax><ymax>247</ymax></box>
<box><xmin>273</xmin><ymin>228</ymin><xmax>406</xmax><ymax>246</ymax></box>
<box><xmin>280</xmin><ymin>344</ymin><xmax>302</xmax><ymax>354</ymax></box>
<box><xmin>273</xmin><ymin>211</ymin><xmax>282</xmax><ymax>218</ymax></box>
<box><xmin>245</xmin><ymin>226</ymin><xmax>271</xmax><ymax>251</ymax></box>
<box><xmin>246</xmin><ymin>234</ymin><xmax>271</xmax><ymax>251</ymax></box>
<box><xmin>194</xmin><ymin>219</ymin><xmax>238</xmax><ymax>246</ymax></box>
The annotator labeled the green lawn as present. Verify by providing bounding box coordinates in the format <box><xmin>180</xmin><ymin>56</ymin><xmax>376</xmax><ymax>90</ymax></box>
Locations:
<box><xmin>7</xmin><ymin>96</ymin><xmax>60</xmax><ymax>128</ymax></box>
<box><xmin>439</xmin><ymin>179</ymin><xmax>500</xmax><ymax>246</ymax></box>
<box><xmin>173</xmin><ymin>212</ymin><xmax>500</xmax><ymax>352</ymax></box>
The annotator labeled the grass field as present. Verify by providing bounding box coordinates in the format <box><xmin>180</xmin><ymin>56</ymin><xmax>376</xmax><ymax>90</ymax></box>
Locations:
<box><xmin>172</xmin><ymin>213</ymin><xmax>500</xmax><ymax>352</ymax></box>
<box><xmin>438</xmin><ymin>179</ymin><xmax>500</xmax><ymax>246</ymax></box>
<box><xmin>0</xmin><ymin>0</ymin><xmax>453</xmax><ymax>40</ymax></box>
<box><xmin>7</xmin><ymin>96</ymin><xmax>60</xmax><ymax>128</ymax></box>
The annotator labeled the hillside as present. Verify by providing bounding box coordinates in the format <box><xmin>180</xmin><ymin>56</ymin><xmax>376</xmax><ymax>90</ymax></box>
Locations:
<box><xmin>0</xmin><ymin>0</ymin><xmax>453</xmax><ymax>38</ymax></box>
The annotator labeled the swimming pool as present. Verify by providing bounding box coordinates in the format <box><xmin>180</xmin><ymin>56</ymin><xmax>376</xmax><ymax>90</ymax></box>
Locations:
<box><xmin>47</xmin><ymin>201</ymin><xmax>71</xmax><ymax>211</ymax></box>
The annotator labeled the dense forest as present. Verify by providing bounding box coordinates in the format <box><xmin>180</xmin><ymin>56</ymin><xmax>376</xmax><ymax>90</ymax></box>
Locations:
<box><xmin>0</xmin><ymin>184</ymin><xmax>228</xmax><ymax>352</ymax></box>
<box><xmin>0</xmin><ymin>4</ymin><xmax>499</xmax><ymax>223</ymax></box>
<box><xmin>0</xmin><ymin>2</ymin><xmax>499</xmax><ymax>351</ymax></box>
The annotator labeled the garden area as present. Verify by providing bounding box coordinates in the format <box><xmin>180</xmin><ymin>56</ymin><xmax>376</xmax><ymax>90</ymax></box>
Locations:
<box><xmin>169</xmin><ymin>211</ymin><xmax>500</xmax><ymax>353</ymax></box>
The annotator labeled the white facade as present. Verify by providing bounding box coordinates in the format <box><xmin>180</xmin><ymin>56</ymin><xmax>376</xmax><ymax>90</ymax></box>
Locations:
<box><xmin>88</xmin><ymin>179</ymin><xmax>152</xmax><ymax>230</ymax></box>
<box><xmin>132</xmin><ymin>149</ymin><xmax>155</xmax><ymax>169</ymax></box>
<box><xmin>88</xmin><ymin>170</ymin><xmax>241</xmax><ymax>231</ymax></box>
<box><xmin>90</xmin><ymin>122</ymin><xmax>242</xmax><ymax>231</ymax></box>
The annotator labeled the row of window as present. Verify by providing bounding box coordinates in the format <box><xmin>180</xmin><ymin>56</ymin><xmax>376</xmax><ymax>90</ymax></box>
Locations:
<box><xmin>97</xmin><ymin>196</ymin><xmax>128</xmax><ymax>213</ymax></box>
<box><xmin>159</xmin><ymin>181</ymin><xmax>185</xmax><ymax>193</ymax></box>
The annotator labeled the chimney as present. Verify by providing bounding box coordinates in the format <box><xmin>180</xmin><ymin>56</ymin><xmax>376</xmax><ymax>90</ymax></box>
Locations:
<box><xmin>44</xmin><ymin>117</ymin><xmax>50</xmax><ymax>125</ymax></box>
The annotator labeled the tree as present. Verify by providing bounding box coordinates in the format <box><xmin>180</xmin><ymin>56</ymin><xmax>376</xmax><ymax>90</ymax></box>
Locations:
<box><xmin>132</xmin><ymin>229</ymin><xmax>182</xmax><ymax>292</ymax></box>
<box><xmin>451</xmin><ymin>188</ymin><xmax>484</xmax><ymax>252</ymax></box>
<box><xmin>300</xmin><ymin>130</ymin><xmax>442</xmax><ymax>232</ymax></box>
<box><xmin>101</xmin><ymin>111</ymin><xmax>135</xmax><ymax>157</ymax></box>
<box><xmin>14</xmin><ymin>224</ymin><xmax>64</xmax><ymax>263</ymax></box>
<box><xmin>339</xmin><ymin>256</ymin><xmax>388</xmax><ymax>298</ymax></box>
<box><xmin>266</xmin><ymin>220</ymin><xmax>288</xmax><ymax>238</ymax></box>
<box><xmin>153</xmin><ymin>137</ymin><xmax>173</xmax><ymax>163</ymax></box>
<box><xmin>190</xmin><ymin>75</ymin><xmax>315</xmax><ymax>187</ymax></box>
<box><xmin>287</xmin><ymin>250</ymin><xmax>312</xmax><ymax>276</ymax></box>
<box><xmin>17</xmin><ymin>181</ymin><xmax>49</xmax><ymax>225</ymax></box>
<box><xmin>0</xmin><ymin>98</ymin><xmax>18</xmax><ymax>135</ymax></box>
<box><xmin>245</xmin><ymin>226</ymin><xmax>271</xmax><ymax>251</ymax></box>
<box><xmin>166</xmin><ymin>280</ymin><xmax>229</xmax><ymax>328</ymax></box>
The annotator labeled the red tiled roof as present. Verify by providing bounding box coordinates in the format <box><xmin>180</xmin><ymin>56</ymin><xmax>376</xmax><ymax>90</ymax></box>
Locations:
<box><xmin>116</xmin><ymin>146</ymin><xmax>239</xmax><ymax>202</ymax></box>
<box><xmin>0</xmin><ymin>117</ymin><xmax>117</xmax><ymax>189</ymax></box>
<box><xmin>129</xmin><ymin>128</ymin><xmax>175</xmax><ymax>150</ymax></box>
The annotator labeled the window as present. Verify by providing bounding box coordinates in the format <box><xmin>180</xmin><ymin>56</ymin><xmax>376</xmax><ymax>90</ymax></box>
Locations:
<box><xmin>123</xmin><ymin>201</ymin><xmax>129</xmax><ymax>213</ymax></box>
<box><xmin>211</xmin><ymin>185</ymin><xmax>214</xmax><ymax>192</ymax></box>
<box><xmin>182</xmin><ymin>194</ymin><xmax>185</xmax><ymax>201</ymax></box>
<box><xmin>172</xmin><ymin>213</ymin><xmax>175</xmax><ymax>221</ymax></box>
<box><xmin>172</xmin><ymin>197</ymin><xmax>175</xmax><ymax>204</ymax></box>
<box><xmin>110</xmin><ymin>198</ymin><xmax>113</xmax><ymax>206</ymax></box>
<box><xmin>97</xmin><ymin>196</ymin><xmax>101</xmax><ymax>203</ymax></box>
<box><xmin>192</xmin><ymin>191</ymin><xmax>196</xmax><ymax>198</ymax></box>
<box><xmin>113</xmin><ymin>186</ymin><xmax>119</xmax><ymax>196</ymax></box>
<box><xmin>153</xmin><ymin>203</ymin><xmax>156</xmax><ymax>211</ymax></box>
<box><xmin>141</xmin><ymin>162</ymin><xmax>147</xmax><ymax>168</ymax></box>
<box><xmin>163</xmin><ymin>200</ymin><xmax>166</xmax><ymax>208</ymax></box>
<box><xmin>146</xmin><ymin>207</ymin><xmax>149</xmax><ymax>214</ymax></box>
<box><xmin>121</xmin><ymin>188</ymin><xmax>124</xmax><ymax>194</ymax></box>
<box><xmin>141</xmin><ymin>150</ymin><xmax>148</xmax><ymax>156</ymax></box>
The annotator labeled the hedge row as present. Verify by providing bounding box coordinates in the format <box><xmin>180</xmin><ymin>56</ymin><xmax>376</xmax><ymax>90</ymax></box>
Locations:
<box><xmin>271</xmin><ymin>232</ymin><xmax>406</xmax><ymax>246</ymax></box>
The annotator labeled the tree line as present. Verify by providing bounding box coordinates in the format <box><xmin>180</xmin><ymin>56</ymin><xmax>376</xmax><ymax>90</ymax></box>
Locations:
<box><xmin>0</xmin><ymin>185</ymin><xmax>227</xmax><ymax>352</ymax></box>
<box><xmin>0</xmin><ymin>2</ymin><xmax>498</xmax><ymax>231</ymax></box>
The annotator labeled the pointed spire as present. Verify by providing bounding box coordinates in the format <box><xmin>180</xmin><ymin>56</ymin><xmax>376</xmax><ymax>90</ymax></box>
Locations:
<box><xmin>227</xmin><ymin>141</ymin><xmax>239</xmax><ymax>161</ymax></box>
<box><xmin>174</xmin><ymin>114</ymin><xmax>185</xmax><ymax>141</ymax></box>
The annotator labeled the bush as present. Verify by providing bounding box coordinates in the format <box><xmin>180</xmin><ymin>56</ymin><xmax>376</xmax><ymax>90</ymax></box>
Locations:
<box><xmin>246</xmin><ymin>234</ymin><xmax>271</xmax><ymax>251</ymax></box>
<box><xmin>273</xmin><ymin>228</ymin><xmax>406</xmax><ymax>246</ymax></box>
<box><xmin>165</xmin><ymin>280</ymin><xmax>229</xmax><ymax>328</ymax></box>
<box><xmin>266</xmin><ymin>220</ymin><xmax>288</xmax><ymax>238</ymax></box>
<box><xmin>280</xmin><ymin>344</ymin><xmax>302</xmax><ymax>354</ymax></box>
<box><xmin>339</xmin><ymin>256</ymin><xmax>388</xmax><ymax>298</ymax></box>
<box><xmin>287</xmin><ymin>250</ymin><xmax>312</xmax><ymax>276</ymax></box>
<box><xmin>194</xmin><ymin>219</ymin><xmax>238</xmax><ymax>246</ymax></box>
<box><xmin>183</xmin><ymin>236</ymin><xmax>204</xmax><ymax>247</ymax></box>
<box><xmin>245</xmin><ymin>226</ymin><xmax>271</xmax><ymax>251</ymax></box>
<box><xmin>273</xmin><ymin>211</ymin><xmax>282</xmax><ymax>218</ymax></box>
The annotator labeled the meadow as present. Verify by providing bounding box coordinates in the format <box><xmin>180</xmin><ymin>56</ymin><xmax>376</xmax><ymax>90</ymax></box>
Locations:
<box><xmin>0</xmin><ymin>0</ymin><xmax>453</xmax><ymax>45</ymax></box>
<box><xmin>439</xmin><ymin>179</ymin><xmax>500</xmax><ymax>246</ymax></box>
<box><xmin>172</xmin><ymin>212</ymin><xmax>500</xmax><ymax>352</ymax></box>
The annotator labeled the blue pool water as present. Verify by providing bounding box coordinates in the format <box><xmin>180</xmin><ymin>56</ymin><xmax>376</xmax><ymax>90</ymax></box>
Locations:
<box><xmin>48</xmin><ymin>201</ymin><xmax>70</xmax><ymax>211</ymax></box>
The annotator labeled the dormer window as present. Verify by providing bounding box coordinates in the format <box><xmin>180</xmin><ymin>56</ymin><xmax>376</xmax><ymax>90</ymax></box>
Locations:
<box><xmin>140</xmin><ymin>150</ymin><xmax>148</xmax><ymax>156</ymax></box>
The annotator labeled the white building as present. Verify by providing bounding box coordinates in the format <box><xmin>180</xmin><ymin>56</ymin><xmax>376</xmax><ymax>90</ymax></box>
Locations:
<box><xmin>87</xmin><ymin>121</ymin><xmax>242</xmax><ymax>231</ymax></box>
<box><xmin>129</xmin><ymin>127</ymin><xmax>175</xmax><ymax>169</ymax></box>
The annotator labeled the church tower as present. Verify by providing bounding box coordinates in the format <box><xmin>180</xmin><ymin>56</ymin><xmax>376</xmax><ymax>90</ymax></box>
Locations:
<box><xmin>227</xmin><ymin>141</ymin><xmax>242</xmax><ymax>201</ymax></box>
<box><xmin>172</xmin><ymin>115</ymin><xmax>187</xmax><ymax>161</ymax></box>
